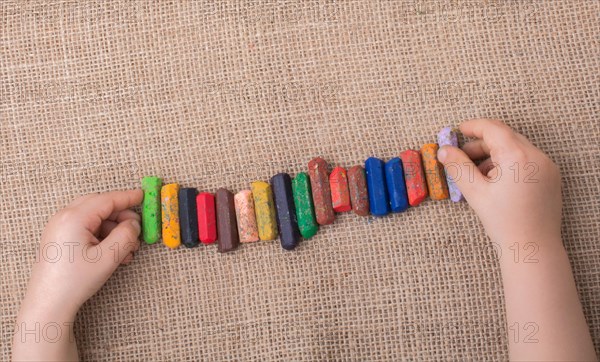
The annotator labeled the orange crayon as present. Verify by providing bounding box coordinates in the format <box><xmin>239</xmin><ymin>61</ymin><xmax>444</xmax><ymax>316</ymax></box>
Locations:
<box><xmin>420</xmin><ymin>144</ymin><xmax>449</xmax><ymax>200</ymax></box>
<box><xmin>161</xmin><ymin>183</ymin><xmax>181</xmax><ymax>249</ymax></box>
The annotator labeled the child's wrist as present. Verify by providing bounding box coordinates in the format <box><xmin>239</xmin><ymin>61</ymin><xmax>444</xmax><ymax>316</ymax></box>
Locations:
<box><xmin>492</xmin><ymin>227</ymin><xmax>563</xmax><ymax>249</ymax></box>
<box><xmin>19</xmin><ymin>298</ymin><xmax>78</xmax><ymax>324</ymax></box>
<box><xmin>13</xmin><ymin>297</ymin><xmax>79</xmax><ymax>359</ymax></box>
<box><xmin>20</xmin><ymin>287</ymin><xmax>80</xmax><ymax>323</ymax></box>
<box><xmin>493</xmin><ymin>233</ymin><xmax>565</xmax><ymax>268</ymax></box>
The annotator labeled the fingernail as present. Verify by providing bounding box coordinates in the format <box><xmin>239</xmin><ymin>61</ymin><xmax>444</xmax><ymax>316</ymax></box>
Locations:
<box><xmin>437</xmin><ymin>147</ymin><xmax>448</xmax><ymax>162</ymax></box>
<box><xmin>130</xmin><ymin>219</ymin><xmax>141</xmax><ymax>233</ymax></box>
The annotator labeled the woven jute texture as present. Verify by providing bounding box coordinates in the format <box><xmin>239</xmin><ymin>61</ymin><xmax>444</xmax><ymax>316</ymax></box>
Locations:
<box><xmin>1</xmin><ymin>1</ymin><xmax>599</xmax><ymax>360</ymax></box>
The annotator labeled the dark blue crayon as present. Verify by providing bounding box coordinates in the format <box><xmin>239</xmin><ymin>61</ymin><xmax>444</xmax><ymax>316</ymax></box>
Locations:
<box><xmin>385</xmin><ymin>158</ymin><xmax>410</xmax><ymax>213</ymax></box>
<box><xmin>365</xmin><ymin>157</ymin><xmax>390</xmax><ymax>216</ymax></box>
<box><xmin>271</xmin><ymin>173</ymin><xmax>301</xmax><ymax>251</ymax></box>
<box><xmin>178</xmin><ymin>188</ymin><xmax>199</xmax><ymax>248</ymax></box>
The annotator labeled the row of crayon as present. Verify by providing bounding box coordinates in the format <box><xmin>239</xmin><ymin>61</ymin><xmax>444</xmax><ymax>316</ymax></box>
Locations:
<box><xmin>140</xmin><ymin>127</ymin><xmax>462</xmax><ymax>252</ymax></box>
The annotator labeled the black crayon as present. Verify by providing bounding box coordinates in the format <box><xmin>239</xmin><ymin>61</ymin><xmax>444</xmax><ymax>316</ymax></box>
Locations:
<box><xmin>271</xmin><ymin>173</ymin><xmax>301</xmax><ymax>251</ymax></box>
<box><xmin>178</xmin><ymin>188</ymin><xmax>199</xmax><ymax>248</ymax></box>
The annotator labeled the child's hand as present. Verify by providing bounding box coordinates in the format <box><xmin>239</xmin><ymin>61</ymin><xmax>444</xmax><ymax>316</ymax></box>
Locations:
<box><xmin>28</xmin><ymin>190</ymin><xmax>143</xmax><ymax>314</ymax></box>
<box><xmin>438</xmin><ymin>119</ymin><xmax>596</xmax><ymax>360</ymax></box>
<box><xmin>437</xmin><ymin>119</ymin><xmax>562</xmax><ymax>247</ymax></box>
<box><xmin>13</xmin><ymin>190</ymin><xmax>143</xmax><ymax>361</ymax></box>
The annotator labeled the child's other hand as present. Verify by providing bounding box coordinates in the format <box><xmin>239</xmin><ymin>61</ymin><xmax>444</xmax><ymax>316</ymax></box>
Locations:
<box><xmin>28</xmin><ymin>190</ymin><xmax>143</xmax><ymax>315</ymax></box>
<box><xmin>437</xmin><ymin>119</ymin><xmax>562</xmax><ymax>247</ymax></box>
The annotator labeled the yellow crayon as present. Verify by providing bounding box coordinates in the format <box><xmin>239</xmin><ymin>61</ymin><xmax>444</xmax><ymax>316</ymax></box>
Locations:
<box><xmin>250</xmin><ymin>181</ymin><xmax>278</xmax><ymax>241</ymax></box>
<box><xmin>161</xmin><ymin>183</ymin><xmax>181</xmax><ymax>249</ymax></box>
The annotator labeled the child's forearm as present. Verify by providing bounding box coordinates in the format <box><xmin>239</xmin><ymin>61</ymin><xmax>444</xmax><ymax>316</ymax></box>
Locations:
<box><xmin>13</xmin><ymin>294</ymin><xmax>79</xmax><ymax>361</ymax></box>
<box><xmin>498</xmin><ymin>236</ymin><xmax>597</xmax><ymax>361</ymax></box>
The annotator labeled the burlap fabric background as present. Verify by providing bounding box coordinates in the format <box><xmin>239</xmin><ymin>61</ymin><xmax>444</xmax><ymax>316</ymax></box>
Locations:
<box><xmin>1</xmin><ymin>1</ymin><xmax>599</xmax><ymax>360</ymax></box>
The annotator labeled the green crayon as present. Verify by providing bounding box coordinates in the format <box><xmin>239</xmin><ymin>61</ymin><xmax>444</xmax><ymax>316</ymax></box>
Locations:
<box><xmin>291</xmin><ymin>172</ymin><xmax>318</xmax><ymax>239</ymax></box>
<box><xmin>141</xmin><ymin>176</ymin><xmax>162</xmax><ymax>244</ymax></box>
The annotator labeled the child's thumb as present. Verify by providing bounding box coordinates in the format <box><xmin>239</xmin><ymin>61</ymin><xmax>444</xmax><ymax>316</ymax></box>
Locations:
<box><xmin>99</xmin><ymin>219</ymin><xmax>141</xmax><ymax>267</ymax></box>
<box><xmin>437</xmin><ymin>146</ymin><xmax>485</xmax><ymax>200</ymax></box>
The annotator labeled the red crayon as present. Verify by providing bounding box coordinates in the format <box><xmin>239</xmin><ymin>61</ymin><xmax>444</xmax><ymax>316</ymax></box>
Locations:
<box><xmin>196</xmin><ymin>192</ymin><xmax>217</xmax><ymax>244</ymax></box>
<box><xmin>399</xmin><ymin>150</ymin><xmax>429</xmax><ymax>207</ymax></box>
<box><xmin>330</xmin><ymin>166</ymin><xmax>352</xmax><ymax>213</ymax></box>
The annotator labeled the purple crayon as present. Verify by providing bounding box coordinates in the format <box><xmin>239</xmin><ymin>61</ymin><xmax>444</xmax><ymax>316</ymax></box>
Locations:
<box><xmin>437</xmin><ymin>127</ymin><xmax>464</xmax><ymax>202</ymax></box>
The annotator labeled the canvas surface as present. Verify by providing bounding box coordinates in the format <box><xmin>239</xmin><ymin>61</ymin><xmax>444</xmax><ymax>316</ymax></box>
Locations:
<box><xmin>1</xmin><ymin>1</ymin><xmax>599</xmax><ymax>360</ymax></box>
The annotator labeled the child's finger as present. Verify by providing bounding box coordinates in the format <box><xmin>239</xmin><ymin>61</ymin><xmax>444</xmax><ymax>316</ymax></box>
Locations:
<box><xmin>459</xmin><ymin>119</ymin><xmax>519</xmax><ymax>152</ymax></box>
<box><xmin>99</xmin><ymin>219</ymin><xmax>141</xmax><ymax>266</ymax></box>
<box><xmin>515</xmin><ymin>132</ymin><xmax>537</xmax><ymax>149</ymax></box>
<box><xmin>95</xmin><ymin>211</ymin><xmax>139</xmax><ymax>241</ymax></box>
<box><xmin>99</xmin><ymin>220</ymin><xmax>118</xmax><ymax>239</ymax></box>
<box><xmin>107</xmin><ymin>209</ymin><xmax>141</xmax><ymax>223</ymax></box>
<box><xmin>477</xmin><ymin>158</ymin><xmax>496</xmax><ymax>177</ymax></box>
<box><xmin>121</xmin><ymin>253</ymin><xmax>134</xmax><ymax>265</ymax></box>
<box><xmin>79</xmin><ymin>190</ymin><xmax>143</xmax><ymax>219</ymax></box>
<box><xmin>462</xmin><ymin>139</ymin><xmax>491</xmax><ymax>161</ymax></box>
<box><xmin>73</xmin><ymin>190</ymin><xmax>143</xmax><ymax>231</ymax></box>
<box><xmin>437</xmin><ymin>146</ymin><xmax>486</xmax><ymax>200</ymax></box>
<box><xmin>69</xmin><ymin>193</ymin><xmax>100</xmax><ymax>208</ymax></box>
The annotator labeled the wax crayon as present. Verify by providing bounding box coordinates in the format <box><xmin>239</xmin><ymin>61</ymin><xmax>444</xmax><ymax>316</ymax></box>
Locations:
<box><xmin>179</xmin><ymin>188</ymin><xmax>199</xmax><ymax>248</ymax></box>
<box><xmin>365</xmin><ymin>157</ymin><xmax>390</xmax><ymax>216</ymax></box>
<box><xmin>197</xmin><ymin>192</ymin><xmax>217</xmax><ymax>244</ymax></box>
<box><xmin>215</xmin><ymin>188</ymin><xmax>239</xmax><ymax>253</ymax></box>
<box><xmin>399</xmin><ymin>150</ymin><xmax>428</xmax><ymax>207</ymax></box>
<box><xmin>161</xmin><ymin>183</ymin><xmax>181</xmax><ymax>249</ymax></box>
<box><xmin>234</xmin><ymin>190</ymin><xmax>259</xmax><ymax>243</ymax></box>
<box><xmin>330</xmin><ymin>167</ymin><xmax>351</xmax><ymax>213</ymax></box>
<box><xmin>271</xmin><ymin>173</ymin><xmax>301</xmax><ymax>250</ymax></box>
<box><xmin>291</xmin><ymin>172</ymin><xmax>319</xmax><ymax>239</ymax></box>
<box><xmin>251</xmin><ymin>181</ymin><xmax>278</xmax><ymax>241</ymax></box>
<box><xmin>308</xmin><ymin>157</ymin><xmax>335</xmax><ymax>225</ymax></box>
<box><xmin>141</xmin><ymin>176</ymin><xmax>162</xmax><ymax>244</ymax></box>
<box><xmin>437</xmin><ymin>127</ymin><xmax>464</xmax><ymax>202</ymax></box>
<box><xmin>385</xmin><ymin>158</ymin><xmax>409</xmax><ymax>213</ymax></box>
<box><xmin>421</xmin><ymin>144</ymin><xmax>450</xmax><ymax>200</ymax></box>
<box><xmin>347</xmin><ymin>166</ymin><xmax>370</xmax><ymax>216</ymax></box>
